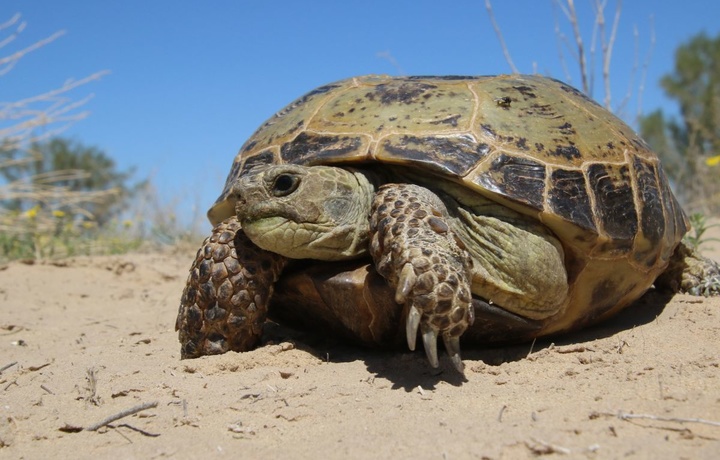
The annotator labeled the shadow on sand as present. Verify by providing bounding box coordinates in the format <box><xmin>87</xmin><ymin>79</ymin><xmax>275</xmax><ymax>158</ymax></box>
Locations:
<box><xmin>262</xmin><ymin>289</ymin><xmax>676</xmax><ymax>392</ymax></box>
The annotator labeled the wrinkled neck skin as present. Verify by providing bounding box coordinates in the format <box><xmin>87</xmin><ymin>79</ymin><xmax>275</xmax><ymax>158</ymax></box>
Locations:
<box><xmin>234</xmin><ymin>164</ymin><xmax>376</xmax><ymax>261</ymax></box>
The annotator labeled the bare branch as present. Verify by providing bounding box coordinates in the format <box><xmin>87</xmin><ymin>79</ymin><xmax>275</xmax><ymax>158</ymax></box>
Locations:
<box><xmin>1</xmin><ymin>70</ymin><xmax>108</xmax><ymax>111</ymax></box>
<box><xmin>0</xmin><ymin>13</ymin><xmax>22</xmax><ymax>32</ymax></box>
<box><xmin>0</xmin><ymin>71</ymin><xmax>108</xmax><ymax>149</ymax></box>
<box><xmin>636</xmin><ymin>14</ymin><xmax>655</xmax><ymax>120</ymax></box>
<box><xmin>484</xmin><ymin>0</ymin><xmax>518</xmax><ymax>74</ymax></box>
<box><xmin>0</xmin><ymin>30</ymin><xmax>65</xmax><ymax>76</ymax></box>
<box><xmin>588</xmin><ymin>1</ymin><xmax>601</xmax><ymax>97</ymax></box>
<box><xmin>551</xmin><ymin>1</ymin><xmax>572</xmax><ymax>83</ymax></box>
<box><xmin>376</xmin><ymin>50</ymin><xmax>405</xmax><ymax>75</ymax></box>
<box><xmin>565</xmin><ymin>0</ymin><xmax>589</xmax><ymax>94</ymax></box>
<box><xmin>615</xmin><ymin>25</ymin><xmax>639</xmax><ymax>117</ymax></box>
<box><xmin>0</xmin><ymin>14</ymin><xmax>25</xmax><ymax>51</ymax></box>
<box><xmin>598</xmin><ymin>0</ymin><xmax>622</xmax><ymax>109</ymax></box>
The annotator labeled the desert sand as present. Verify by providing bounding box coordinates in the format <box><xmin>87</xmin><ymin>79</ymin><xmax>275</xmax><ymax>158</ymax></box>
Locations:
<box><xmin>1</xmin><ymin>227</ymin><xmax>719</xmax><ymax>459</ymax></box>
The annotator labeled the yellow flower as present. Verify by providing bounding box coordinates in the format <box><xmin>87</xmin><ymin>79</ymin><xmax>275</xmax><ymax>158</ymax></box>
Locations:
<box><xmin>52</xmin><ymin>210</ymin><xmax>66</xmax><ymax>218</ymax></box>
<box><xmin>24</xmin><ymin>205</ymin><xmax>40</xmax><ymax>218</ymax></box>
<box><xmin>123</xmin><ymin>219</ymin><xmax>133</xmax><ymax>228</ymax></box>
<box><xmin>706</xmin><ymin>155</ymin><xmax>720</xmax><ymax>167</ymax></box>
<box><xmin>82</xmin><ymin>221</ymin><xmax>97</xmax><ymax>229</ymax></box>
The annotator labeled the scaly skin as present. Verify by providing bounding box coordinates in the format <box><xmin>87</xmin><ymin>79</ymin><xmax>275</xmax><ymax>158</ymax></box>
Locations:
<box><xmin>176</xmin><ymin>217</ymin><xmax>286</xmax><ymax>358</ymax></box>
<box><xmin>229</xmin><ymin>165</ymin><xmax>476</xmax><ymax>371</ymax></box>
<box><xmin>369</xmin><ymin>183</ymin><xmax>474</xmax><ymax>372</ymax></box>
<box><xmin>655</xmin><ymin>241</ymin><xmax>720</xmax><ymax>296</ymax></box>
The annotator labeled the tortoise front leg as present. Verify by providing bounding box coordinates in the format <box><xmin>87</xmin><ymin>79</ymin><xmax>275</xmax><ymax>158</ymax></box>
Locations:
<box><xmin>370</xmin><ymin>184</ymin><xmax>474</xmax><ymax>373</ymax></box>
<box><xmin>176</xmin><ymin>217</ymin><xmax>286</xmax><ymax>358</ymax></box>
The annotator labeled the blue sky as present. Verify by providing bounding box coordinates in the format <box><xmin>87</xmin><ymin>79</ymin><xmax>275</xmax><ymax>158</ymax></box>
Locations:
<box><xmin>2</xmin><ymin>1</ymin><xmax>719</xmax><ymax>229</ymax></box>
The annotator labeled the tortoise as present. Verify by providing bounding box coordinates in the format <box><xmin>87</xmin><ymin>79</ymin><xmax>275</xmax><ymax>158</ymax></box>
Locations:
<box><xmin>176</xmin><ymin>74</ymin><xmax>720</xmax><ymax>373</ymax></box>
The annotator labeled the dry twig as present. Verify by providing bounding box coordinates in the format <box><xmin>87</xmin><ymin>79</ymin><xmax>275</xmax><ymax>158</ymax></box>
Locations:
<box><xmin>635</xmin><ymin>14</ymin><xmax>655</xmax><ymax>119</ymax></box>
<box><xmin>563</xmin><ymin>0</ymin><xmax>589</xmax><ymax>94</ymax></box>
<box><xmin>114</xmin><ymin>423</ymin><xmax>160</xmax><ymax>437</ymax></box>
<box><xmin>526</xmin><ymin>437</ymin><xmax>571</xmax><ymax>455</ymax></box>
<box><xmin>484</xmin><ymin>0</ymin><xmax>518</xmax><ymax>73</ymax></box>
<box><xmin>592</xmin><ymin>410</ymin><xmax>720</xmax><ymax>428</ymax></box>
<box><xmin>0</xmin><ymin>361</ymin><xmax>17</xmax><ymax>374</ymax></box>
<box><xmin>85</xmin><ymin>401</ymin><xmax>159</xmax><ymax>432</ymax></box>
<box><xmin>616</xmin><ymin>411</ymin><xmax>720</xmax><ymax>427</ymax></box>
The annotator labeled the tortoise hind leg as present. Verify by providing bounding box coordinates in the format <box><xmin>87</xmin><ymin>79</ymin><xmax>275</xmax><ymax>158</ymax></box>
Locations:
<box><xmin>369</xmin><ymin>184</ymin><xmax>474</xmax><ymax>373</ymax></box>
<box><xmin>655</xmin><ymin>241</ymin><xmax>720</xmax><ymax>296</ymax></box>
<box><xmin>176</xmin><ymin>217</ymin><xmax>286</xmax><ymax>358</ymax></box>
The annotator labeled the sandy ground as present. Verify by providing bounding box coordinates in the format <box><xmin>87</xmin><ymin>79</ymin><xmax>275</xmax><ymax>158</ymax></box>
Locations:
<box><xmin>1</xmin><ymin>228</ymin><xmax>720</xmax><ymax>460</ymax></box>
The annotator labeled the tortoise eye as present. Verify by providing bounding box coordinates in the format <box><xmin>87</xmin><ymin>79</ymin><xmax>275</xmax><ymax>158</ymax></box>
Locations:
<box><xmin>271</xmin><ymin>173</ymin><xmax>300</xmax><ymax>196</ymax></box>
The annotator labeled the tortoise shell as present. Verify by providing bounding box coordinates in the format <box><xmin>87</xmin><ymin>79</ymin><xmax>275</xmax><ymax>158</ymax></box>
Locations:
<box><xmin>210</xmin><ymin>74</ymin><xmax>687</xmax><ymax>336</ymax></box>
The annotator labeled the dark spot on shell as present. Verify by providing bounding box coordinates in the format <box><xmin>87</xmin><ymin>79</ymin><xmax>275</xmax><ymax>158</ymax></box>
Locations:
<box><xmin>481</xmin><ymin>124</ymin><xmax>497</xmax><ymax>138</ymax></box>
<box><xmin>551</xmin><ymin>144</ymin><xmax>581</xmax><ymax>160</ymax></box>
<box><xmin>430</xmin><ymin>114</ymin><xmax>462</xmax><ymax>127</ymax></box>
<box><xmin>527</xmin><ymin>103</ymin><xmax>557</xmax><ymax>117</ymax></box>
<box><xmin>557</xmin><ymin>122</ymin><xmax>575</xmax><ymax>135</ymax></box>
<box><xmin>369</xmin><ymin>82</ymin><xmax>438</xmax><ymax>105</ymax></box>
<box><xmin>512</xmin><ymin>85</ymin><xmax>537</xmax><ymax>99</ymax></box>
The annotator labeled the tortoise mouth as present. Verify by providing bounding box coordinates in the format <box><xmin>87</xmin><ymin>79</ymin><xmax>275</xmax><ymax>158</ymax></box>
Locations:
<box><xmin>237</xmin><ymin>199</ymin><xmax>305</xmax><ymax>226</ymax></box>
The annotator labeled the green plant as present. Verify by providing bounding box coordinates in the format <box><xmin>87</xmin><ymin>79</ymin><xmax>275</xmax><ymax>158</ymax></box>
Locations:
<box><xmin>0</xmin><ymin>208</ymin><xmax>140</xmax><ymax>262</ymax></box>
<box><xmin>683</xmin><ymin>212</ymin><xmax>720</xmax><ymax>251</ymax></box>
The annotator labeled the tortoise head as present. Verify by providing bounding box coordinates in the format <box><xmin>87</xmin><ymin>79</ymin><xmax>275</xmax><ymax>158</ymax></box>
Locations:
<box><xmin>232</xmin><ymin>164</ymin><xmax>374</xmax><ymax>261</ymax></box>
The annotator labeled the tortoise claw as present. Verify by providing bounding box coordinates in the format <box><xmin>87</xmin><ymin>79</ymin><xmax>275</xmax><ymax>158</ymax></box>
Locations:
<box><xmin>421</xmin><ymin>324</ymin><xmax>439</xmax><ymax>368</ymax></box>
<box><xmin>370</xmin><ymin>184</ymin><xmax>472</xmax><ymax>373</ymax></box>
<box><xmin>443</xmin><ymin>334</ymin><xmax>464</xmax><ymax>373</ymax></box>
<box><xmin>406</xmin><ymin>305</ymin><xmax>421</xmax><ymax>351</ymax></box>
